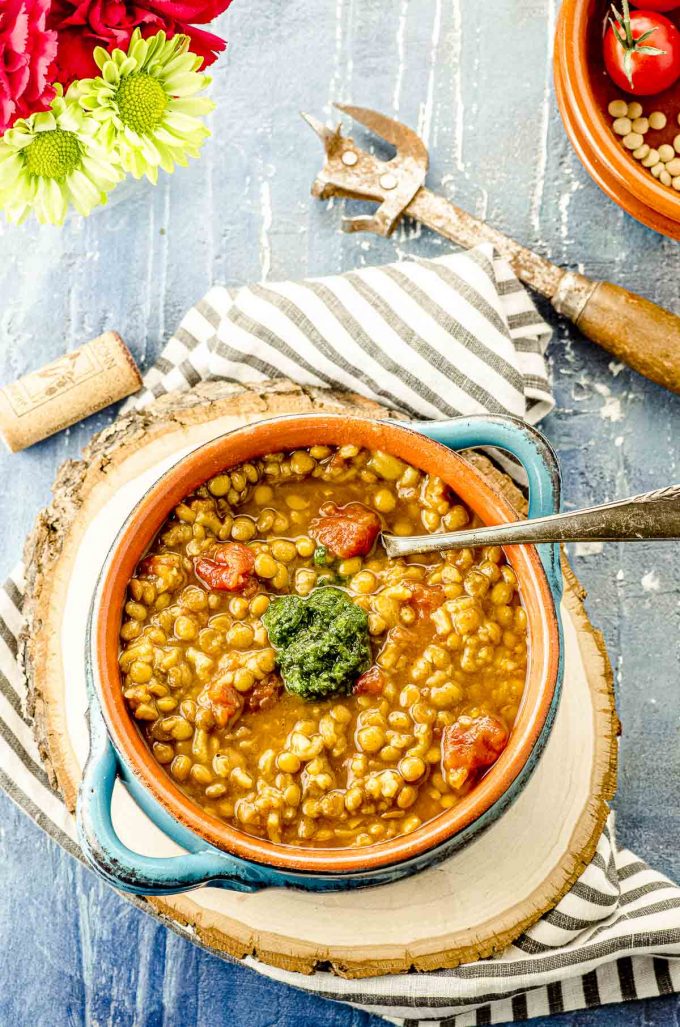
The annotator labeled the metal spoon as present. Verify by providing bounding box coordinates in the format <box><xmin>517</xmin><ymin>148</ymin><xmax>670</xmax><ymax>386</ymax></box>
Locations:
<box><xmin>382</xmin><ymin>485</ymin><xmax>680</xmax><ymax>559</ymax></box>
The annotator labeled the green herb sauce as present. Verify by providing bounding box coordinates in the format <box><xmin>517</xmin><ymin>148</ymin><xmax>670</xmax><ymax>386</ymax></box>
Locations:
<box><xmin>262</xmin><ymin>586</ymin><xmax>371</xmax><ymax>701</ymax></box>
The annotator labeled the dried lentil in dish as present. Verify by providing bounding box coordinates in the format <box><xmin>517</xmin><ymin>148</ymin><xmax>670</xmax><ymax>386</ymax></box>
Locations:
<box><xmin>119</xmin><ymin>445</ymin><xmax>528</xmax><ymax>848</ymax></box>
<box><xmin>607</xmin><ymin>98</ymin><xmax>680</xmax><ymax>191</ymax></box>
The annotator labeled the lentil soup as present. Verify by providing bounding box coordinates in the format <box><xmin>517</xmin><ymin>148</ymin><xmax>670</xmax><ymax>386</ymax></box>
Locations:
<box><xmin>119</xmin><ymin>445</ymin><xmax>528</xmax><ymax>849</ymax></box>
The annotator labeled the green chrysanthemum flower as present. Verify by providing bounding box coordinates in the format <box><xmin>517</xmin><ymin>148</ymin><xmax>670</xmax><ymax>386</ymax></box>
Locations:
<box><xmin>0</xmin><ymin>85</ymin><xmax>122</xmax><ymax>225</ymax></box>
<box><xmin>79</xmin><ymin>29</ymin><xmax>215</xmax><ymax>184</ymax></box>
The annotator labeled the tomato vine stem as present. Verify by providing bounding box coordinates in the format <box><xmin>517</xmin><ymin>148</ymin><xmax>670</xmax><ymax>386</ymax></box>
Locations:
<box><xmin>609</xmin><ymin>0</ymin><xmax>667</xmax><ymax>87</ymax></box>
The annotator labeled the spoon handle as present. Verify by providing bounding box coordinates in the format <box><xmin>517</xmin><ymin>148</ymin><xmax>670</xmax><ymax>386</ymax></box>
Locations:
<box><xmin>382</xmin><ymin>485</ymin><xmax>680</xmax><ymax>559</ymax></box>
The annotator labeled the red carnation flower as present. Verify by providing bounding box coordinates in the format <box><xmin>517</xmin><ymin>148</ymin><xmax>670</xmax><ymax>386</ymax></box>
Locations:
<box><xmin>48</xmin><ymin>0</ymin><xmax>232</xmax><ymax>87</ymax></box>
<box><xmin>0</xmin><ymin>0</ymin><xmax>58</xmax><ymax>133</ymax></box>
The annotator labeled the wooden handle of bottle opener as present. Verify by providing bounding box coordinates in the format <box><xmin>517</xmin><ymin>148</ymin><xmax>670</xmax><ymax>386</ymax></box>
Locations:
<box><xmin>552</xmin><ymin>272</ymin><xmax>680</xmax><ymax>394</ymax></box>
<box><xmin>407</xmin><ymin>189</ymin><xmax>680</xmax><ymax>394</ymax></box>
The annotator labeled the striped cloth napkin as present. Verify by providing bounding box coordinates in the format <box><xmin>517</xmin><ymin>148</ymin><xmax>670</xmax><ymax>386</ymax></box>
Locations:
<box><xmin>128</xmin><ymin>244</ymin><xmax>554</xmax><ymax>439</ymax></box>
<box><xmin>2</xmin><ymin>243</ymin><xmax>680</xmax><ymax>1026</ymax></box>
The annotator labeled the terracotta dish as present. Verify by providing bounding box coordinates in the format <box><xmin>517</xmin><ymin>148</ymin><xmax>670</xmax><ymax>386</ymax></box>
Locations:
<box><xmin>555</xmin><ymin>0</ymin><xmax>680</xmax><ymax>239</ymax></box>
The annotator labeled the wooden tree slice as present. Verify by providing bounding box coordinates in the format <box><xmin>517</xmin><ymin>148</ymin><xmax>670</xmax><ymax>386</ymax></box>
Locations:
<box><xmin>21</xmin><ymin>380</ymin><xmax>618</xmax><ymax>978</ymax></box>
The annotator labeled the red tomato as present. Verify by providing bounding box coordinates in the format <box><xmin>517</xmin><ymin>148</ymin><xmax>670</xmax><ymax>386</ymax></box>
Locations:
<box><xmin>354</xmin><ymin>666</ymin><xmax>385</xmax><ymax>696</ymax></box>
<box><xmin>309</xmin><ymin>502</ymin><xmax>381</xmax><ymax>558</ymax></box>
<box><xmin>138</xmin><ymin>552</ymin><xmax>186</xmax><ymax>591</ymax></box>
<box><xmin>194</xmin><ymin>542</ymin><xmax>255</xmax><ymax>591</ymax></box>
<box><xmin>405</xmin><ymin>582</ymin><xmax>445</xmax><ymax>617</ymax></box>
<box><xmin>604</xmin><ymin>5</ymin><xmax>680</xmax><ymax>94</ymax></box>
<box><xmin>139</xmin><ymin>553</ymin><xmax>178</xmax><ymax>575</ymax></box>
<box><xmin>204</xmin><ymin>679</ymin><xmax>243</xmax><ymax>728</ymax></box>
<box><xmin>442</xmin><ymin>715</ymin><xmax>508</xmax><ymax>776</ymax></box>
<box><xmin>632</xmin><ymin>1</ymin><xmax>680</xmax><ymax>10</ymax></box>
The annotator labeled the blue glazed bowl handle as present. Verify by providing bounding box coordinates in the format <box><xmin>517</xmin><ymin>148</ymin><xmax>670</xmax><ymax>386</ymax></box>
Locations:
<box><xmin>410</xmin><ymin>415</ymin><xmax>562</xmax><ymax>595</ymax></box>
<box><xmin>77</xmin><ymin>699</ymin><xmax>264</xmax><ymax>896</ymax></box>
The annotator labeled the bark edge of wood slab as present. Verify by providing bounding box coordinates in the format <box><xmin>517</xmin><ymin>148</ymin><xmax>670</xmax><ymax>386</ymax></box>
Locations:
<box><xmin>553</xmin><ymin>272</ymin><xmax>680</xmax><ymax>394</ymax></box>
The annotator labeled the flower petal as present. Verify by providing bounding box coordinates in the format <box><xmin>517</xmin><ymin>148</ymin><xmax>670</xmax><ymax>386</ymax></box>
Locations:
<box><xmin>102</xmin><ymin>60</ymin><xmax>120</xmax><ymax>86</ymax></box>
<box><xmin>162</xmin><ymin>72</ymin><xmax>208</xmax><ymax>97</ymax></box>
<box><xmin>130</xmin><ymin>37</ymin><xmax>149</xmax><ymax>68</ymax></box>
<box><xmin>32</xmin><ymin>111</ymin><xmax>57</xmax><ymax>133</ymax></box>
<box><xmin>66</xmin><ymin>169</ymin><xmax>102</xmax><ymax>216</ymax></box>
<box><xmin>34</xmin><ymin>178</ymin><xmax>67</xmax><ymax>225</ymax></box>
<box><xmin>169</xmin><ymin>96</ymin><xmax>215</xmax><ymax>116</ymax></box>
<box><xmin>0</xmin><ymin>154</ymin><xmax>23</xmax><ymax>189</ymax></box>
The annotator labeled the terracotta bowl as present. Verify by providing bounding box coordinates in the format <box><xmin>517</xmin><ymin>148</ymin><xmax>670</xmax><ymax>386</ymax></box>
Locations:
<box><xmin>555</xmin><ymin>0</ymin><xmax>680</xmax><ymax>239</ymax></box>
<box><xmin>78</xmin><ymin>413</ymin><xmax>563</xmax><ymax>895</ymax></box>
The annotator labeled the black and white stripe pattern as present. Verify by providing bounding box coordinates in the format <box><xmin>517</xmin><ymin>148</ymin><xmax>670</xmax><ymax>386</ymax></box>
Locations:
<box><xmin>126</xmin><ymin>244</ymin><xmax>554</xmax><ymax>429</ymax></box>
<box><xmin>0</xmin><ymin>570</ymin><xmax>81</xmax><ymax>860</ymax></box>
<box><xmin>251</xmin><ymin>823</ymin><xmax>680</xmax><ymax>1024</ymax></box>
<box><xmin>2</xmin><ymin>243</ymin><xmax>680</xmax><ymax>1023</ymax></box>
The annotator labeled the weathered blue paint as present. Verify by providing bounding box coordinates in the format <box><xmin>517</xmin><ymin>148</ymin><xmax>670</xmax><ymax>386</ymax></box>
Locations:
<box><xmin>1</xmin><ymin>0</ymin><xmax>679</xmax><ymax>1022</ymax></box>
<box><xmin>78</xmin><ymin>414</ymin><xmax>564</xmax><ymax>896</ymax></box>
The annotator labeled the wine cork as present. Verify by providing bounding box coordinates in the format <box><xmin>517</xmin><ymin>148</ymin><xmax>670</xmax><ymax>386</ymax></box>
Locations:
<box><xmin>0</xmin><ymin>331</ymin><xmax>142</xmax><ymax>453</ymax></box>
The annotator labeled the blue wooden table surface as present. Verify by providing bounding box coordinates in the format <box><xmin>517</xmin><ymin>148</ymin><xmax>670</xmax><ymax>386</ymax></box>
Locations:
<box><xmin>1</xmin><ymin>2</ymin><xmax>679</xmax><ymax>1025</ymax></box>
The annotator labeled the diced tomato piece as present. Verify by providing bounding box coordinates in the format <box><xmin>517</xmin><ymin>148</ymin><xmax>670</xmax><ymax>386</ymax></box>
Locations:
<box><xmin>138</xmin><ymin>553</ymin><xmax>186</xmax><ymax>592</ymax></box>
<box><xmin>194</xmin><ymin>542</ymin><xmax>255</xmax><ymax>592</ymax></box>
<box><xmin>406</xmin><ymin>582</ymin><xmax>445</xmax><ymax>617</ymax></box>
<box><xmin>309</xmin><ymin>502</ymin><xmax>381</xmax><ymax>558</ymax></box>
<box><xmin>139</xmin><ymin>553</ymin><xmax>180</xmax><ymax>575</ymax></box>
<box><xmin>205</xmin><ymin>679</ymin><xmax>243</xmax><ymax>728</ymax></box>
<box><xmin>353</xmin><ymin>665</ymin><xmax>385</xmax><ymax>696</ymax></box>
<box><xmin>246</xmin><ymin>673</ymin><xmax>283</xmax><ymax>713</ymax></box>
<box><xmin>442</xmin><ymin>715</ymin><xmax>508</xmax><ymax>777</ymax></box>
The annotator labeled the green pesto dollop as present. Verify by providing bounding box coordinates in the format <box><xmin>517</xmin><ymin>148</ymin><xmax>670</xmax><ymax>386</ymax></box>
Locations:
<box><xmin>262</xmin><ymin>586</ymin><xmax>371</xmax><ymax>701</ymax></box>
